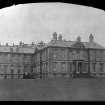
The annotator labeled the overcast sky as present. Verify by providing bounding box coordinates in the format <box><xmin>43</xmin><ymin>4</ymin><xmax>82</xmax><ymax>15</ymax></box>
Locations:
<box><xmin>0</xmin><ymin>3</ymin><xmax>105</xmax><ymax>46</ymax></box>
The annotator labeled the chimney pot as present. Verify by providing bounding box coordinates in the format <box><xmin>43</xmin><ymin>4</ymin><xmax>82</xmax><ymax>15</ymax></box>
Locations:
<box><xmin>52</xmin><ymin>32</ymin><xmax>57</xmax><ymax>41</ymax></box>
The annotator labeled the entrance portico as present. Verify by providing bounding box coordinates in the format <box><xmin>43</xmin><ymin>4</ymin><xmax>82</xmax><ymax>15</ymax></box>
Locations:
<box><xmin>72</xmin><ymin>60</ymin><xmax>90</xmax><ymax>78</ymax></box>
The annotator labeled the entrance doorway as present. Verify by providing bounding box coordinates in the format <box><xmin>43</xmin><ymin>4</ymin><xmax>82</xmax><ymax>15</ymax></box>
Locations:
<box><xmin>73</xmin><ymin>61</ymin><xmax>83</xmax><ymax>73</ymax></box>
<box><xmin>78</xmin><ymin>62</ymin><xmax>82</xmax><ymax>73</ymax></box>
<box><xmin>72</xmin><ymin>60</ymin><xmax>89</xmax><ymax>78</ymax></box>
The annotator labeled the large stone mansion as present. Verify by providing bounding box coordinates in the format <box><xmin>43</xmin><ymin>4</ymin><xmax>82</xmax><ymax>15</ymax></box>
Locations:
<box><xmin>0</xmin><ymin>32</ymin><xmax>105</xmax><ymax>79</ymax></box>
<box><xmin>34</xmin><ymin>32</ymin><xmax>105</xmax><ymax>78</ymax></box>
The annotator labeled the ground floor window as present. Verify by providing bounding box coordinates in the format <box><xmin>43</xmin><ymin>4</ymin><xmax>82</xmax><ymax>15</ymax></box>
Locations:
<box><xmin>61</xmin><ymin>62</ymin><xmax>66</xmax><ymax>73</ymax></box>
<box><xmin>100</xmin><ymin>63</ymin><xmax>104</xmax><ymax>72</ymax></box>
<box><xmin>4</xmin><ymin>74</ymin><xmax>7</xmax><ymax>79</ymax></box>
<box><xmin>11</xmin><ymin>69</ymin><xmax>14</xmax><ymax>79</ymax></box>
<box><xmin>18</xmin><ymin>69</ymin><xmax>21</xmax><ymax>79</ymax></box>
<box><xmin>52</xmin><ymin>62</ymin><xmax>57</xmax><ymax>72</ymax></box>
<box><xmin>83</xmin><ymin>63</ymin><xmax>88</xmax><ymax>73</ymax></box>
<box><xmin>53</xmin><ymin>72</ymin><xmax>56</xmax><ymax>76</ymax></box>
<box><xmin>92</xmin><ymin>63</ymin><xmax>96</xmax><ymax>72</ymax></box>
<box><xmin>69</xmin><ymin>62</ymin><xmax>72</xmax><ymax>73</ymax></box>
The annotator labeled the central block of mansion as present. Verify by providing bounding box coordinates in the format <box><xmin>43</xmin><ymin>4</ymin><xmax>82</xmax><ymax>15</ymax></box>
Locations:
<box><xmin>0</xmin><ymin>32</ymin><xmax>105</xmax><ymax>79</ymax></box>
<box><xmin>34</xmin><ymin>32</ymin><xmax>105</xmax><ymax>78</ymax></box>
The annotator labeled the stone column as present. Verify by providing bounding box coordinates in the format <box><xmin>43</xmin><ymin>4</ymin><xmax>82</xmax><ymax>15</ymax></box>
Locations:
<box><xmin>66</xmin><ymin>62</ymin><xmax>69</xmax><ymax>78</ymax></box>
<box><xmin>76</xmin><ymin>62</ymin><xmax>78</xmax><ymax>73</ymax></box>
<box><xmin>70</xmin><ymin>62</ymin><xmax>72</xmax><ymax>78</ymax></box>
<box><xmin>47</xmin><ymin>48</ymin><xmax>50</xmax><ymax>77</ymax></box>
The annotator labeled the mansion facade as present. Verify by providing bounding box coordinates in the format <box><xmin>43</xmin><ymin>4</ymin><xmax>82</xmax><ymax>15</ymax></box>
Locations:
<box><xmin>0</xmin><ymin>32</ymin><xmax>105</xmax><ymax>79</ymax></box>
<box><xmin>34</xmin><ymin>32</ymin><xmax>105</xmax><ymax>78</ymax></box>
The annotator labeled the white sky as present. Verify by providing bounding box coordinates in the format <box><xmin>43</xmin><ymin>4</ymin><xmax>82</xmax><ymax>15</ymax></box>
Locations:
<box><xmin>0</xmin><ymin>3</ymin><xmax>105</xmax><ymax>46</ymax></box>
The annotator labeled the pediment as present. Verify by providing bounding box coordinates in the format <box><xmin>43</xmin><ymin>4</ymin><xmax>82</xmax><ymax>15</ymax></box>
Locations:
<box><xmin>71</xmin><ymin>42</ymin><xmax>85</xmax><ymax>48</ymax></box>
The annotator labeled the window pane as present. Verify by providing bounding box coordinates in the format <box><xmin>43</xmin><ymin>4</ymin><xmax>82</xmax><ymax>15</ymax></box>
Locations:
<box><xmin>100</xmin><ymin>63</ymin><xmax>104</xmax><ymax>72</ymax></box>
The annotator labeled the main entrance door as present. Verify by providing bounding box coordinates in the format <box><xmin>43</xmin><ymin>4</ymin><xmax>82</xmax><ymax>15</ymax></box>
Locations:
<box><xmin>72</xmin><ymin>61</ymin><xmax>83</xmax><ymax>73</ymax></box>
<box><xmin>78</xmin><ymin>62</ymin><xmax>82</xmax><ymax>73</ymax></box>
<box><xmin>72</xmin><ymin>60</ymin><xmax>89</xmax><ymax>78</ymax></box>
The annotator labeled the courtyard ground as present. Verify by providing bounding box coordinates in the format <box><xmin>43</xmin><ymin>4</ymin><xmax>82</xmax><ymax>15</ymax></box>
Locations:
<box><xmin>0</xmin><ymin>78</ymin><xmax>105</xmax><ymax>101</ymax></box>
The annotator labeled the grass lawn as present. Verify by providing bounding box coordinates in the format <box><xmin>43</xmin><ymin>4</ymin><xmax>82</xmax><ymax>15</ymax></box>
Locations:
<box><xmin>0</xmin><ymin>78</ymin><xmax>105</xmax><ymax>101</ymax></box>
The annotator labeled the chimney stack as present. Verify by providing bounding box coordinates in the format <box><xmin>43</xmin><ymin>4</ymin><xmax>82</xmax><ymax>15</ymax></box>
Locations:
<box><xmin>52</xmin><ymin>32</ymin><xmax>57</xmax><ymax>41</ymax></box>
<box><xmin>6</xmin><ymin>43</ymin><xmax>8</xmax><ymax>46</ymax></box>
<box><xmin>19</xmin><ymin>41</ymin><xmax>22</xmax><ymax>46</ymax></box>
<box><xmin>76</xmin><ymin>36</ymin><xmax>81</xmax><ymax>42</ymax></box>
<box><xmin>58</xmin><ymin>34</ymin><xmax>62</xmax><ymax>41</ymax></box>
<box><xmin>32</xmin><ymin>42</ymin><xmax>34</xmax><ymax>46</ymax></box>
<box><xmin>89</xmin><ymin>33</ymin><xmax>94</xmax><ymax>43</ymax></box>
<box><xmin>13</xmin><ymin>43</ymin><xmax>14</xmax><ymax>46</ymax></box>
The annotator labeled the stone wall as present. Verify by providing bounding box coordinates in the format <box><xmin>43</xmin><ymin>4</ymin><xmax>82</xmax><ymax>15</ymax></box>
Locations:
<box><xmin>0</xmin><ymin>52</ymin><xmax>33</xmax><ymax>79</ymax></box>
<box><xmin>89</xmin><ymin>49</ymin><xmax>105</xmax><ymax>77</ymax></box>
<box><xmin>34</xmin><ymin>46</ymin><xmax>105</xmax><ymax>78</ymax></box>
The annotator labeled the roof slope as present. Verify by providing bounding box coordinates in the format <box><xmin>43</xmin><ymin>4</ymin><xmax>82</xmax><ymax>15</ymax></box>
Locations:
<box><xmin>0</xmin><ymin>45</ymin><xmax>35</xmax><ymax>53</ymax></box>
<box><xmin>37</xmin><ymin>40</ymin><xmax>105</xmax><ymax>50</ymax></box>
<box><xmin>83</xmin><ymin>42</ymin><xmax>105</xmax><ymax>49</ymax></box>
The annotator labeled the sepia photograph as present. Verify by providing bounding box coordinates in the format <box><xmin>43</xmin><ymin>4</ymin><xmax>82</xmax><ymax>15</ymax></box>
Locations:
<box><xmin>0</xmin><ymin>1</ymin><xmax>104</xmax><ymax>101</ymax></box>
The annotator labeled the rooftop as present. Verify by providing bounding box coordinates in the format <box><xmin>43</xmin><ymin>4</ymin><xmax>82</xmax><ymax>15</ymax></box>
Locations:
<box><xmin>0</xmin><ymin>32</ymin><xmax>104</xmax><ymax>53</ymax></box>
<box><xmin>36</xmin><ymin>32</ymin><xmax>105</xmax><ymax>50</ymax></box>
<box><xmin>0</xmin><ymin>43</ymin><xmax>36</xmax><ymax>54</ymax></box>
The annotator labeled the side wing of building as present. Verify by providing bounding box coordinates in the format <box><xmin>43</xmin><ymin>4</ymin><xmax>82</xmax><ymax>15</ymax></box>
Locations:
<box><xmin>0</xmin><ymin>45</ymin><xmax>35</xmax><ymax>79</ymax></box>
